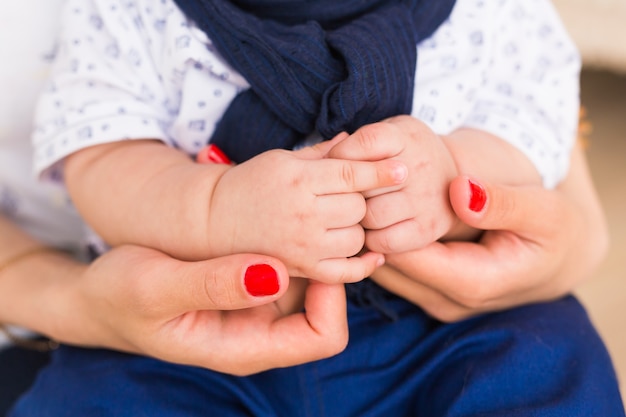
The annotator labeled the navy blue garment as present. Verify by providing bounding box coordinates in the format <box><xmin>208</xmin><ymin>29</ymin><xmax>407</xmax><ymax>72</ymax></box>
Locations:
<box><xmin>9</xmin><ymin>290</ymin><xmax>625</xmax><ymax>416</ymax></box>
<box><xmin>0</xmin><ymin>344</ymin><xmax>51</xmax><ymax>416</ymax></box>
<box><xmin>173</xmin><ymin>0</ymin><xmax>456</xmax><ymax>162</ymax></box>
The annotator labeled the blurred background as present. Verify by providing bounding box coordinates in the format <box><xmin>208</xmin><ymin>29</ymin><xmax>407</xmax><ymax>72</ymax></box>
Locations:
<box><xmin>553</xmin><ymin>0</ymin><xmax>626</xmax><ymax>402</ymax></box>
<box><xmin>576</xmin><ymin>70</ymin><xmax>626</xmax><ymax>401</ymax></box>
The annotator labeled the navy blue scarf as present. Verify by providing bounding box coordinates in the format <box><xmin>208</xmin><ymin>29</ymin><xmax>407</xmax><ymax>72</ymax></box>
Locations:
<box><xmin>174</xmin><ymin>0</ymin><xmax>456</xmax><ymax>163</ymax></box>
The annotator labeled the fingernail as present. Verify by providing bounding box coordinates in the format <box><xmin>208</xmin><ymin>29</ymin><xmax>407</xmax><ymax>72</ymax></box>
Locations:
<box><xmin>244</xmin><ymin>264</ymin><xmax>279</xmax><ymax>296</ymax></box>
<box><xmin>468</xmin><ymin>179</ymin><xmax>486</xmax><ymax>212</ymax></box>
<box><xmin>197</xmin><ymin>144</ymin><xmax>231</xmax><ymax>164</ymax></box>
<box><xmin>392</xmin><ymin>162</ymin><xmax>408</xmax><ymax>183</ymax></box>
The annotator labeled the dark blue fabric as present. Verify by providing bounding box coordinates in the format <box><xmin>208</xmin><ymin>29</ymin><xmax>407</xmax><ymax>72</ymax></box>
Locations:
<box><xmin>0</xmin><ymin>344</ymin><xmax>51</xmax><ymax>416</ymax></box>
<box><xmin>173</xmin><ymin>0</ymin><xmax>456</xmax><ymax>162</ymax></box>
<box><xmin>9</xmin><ymin>292</ymin><xmax>625</xmax><ymax>416</ymax></box>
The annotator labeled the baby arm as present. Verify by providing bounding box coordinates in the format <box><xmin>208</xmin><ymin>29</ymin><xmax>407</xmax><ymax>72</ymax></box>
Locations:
<box><xmin>64</xmin><ymin>136</ymin><xmax>407</xmax><ymax>282</ymax></box>
<box><xmin>327</xmin><ymin>115</ymin><xmax>542</xmax><ymax>254</ymax></box>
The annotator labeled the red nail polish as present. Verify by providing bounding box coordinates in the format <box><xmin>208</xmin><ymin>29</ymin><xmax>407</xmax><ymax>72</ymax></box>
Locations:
<box><xmin>197</xmin><ymin>144</ymin><xmax>231</xmax><ymax>164</ymax></box>
<box><xmin>244</xmin><ymin>264</ymin><xmax>279</xmax><ymax>296</ymax></box>
<box><xmin>468</xmin><ymin>179</ymin><xmax>486</xmax><ymax>212</ymax></box>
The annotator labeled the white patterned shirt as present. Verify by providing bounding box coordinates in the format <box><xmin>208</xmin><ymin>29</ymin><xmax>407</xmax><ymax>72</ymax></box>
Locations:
<box><xmin>33</xmin><ymin>0</ymin><xmax>581</xmax><ymax>189</ymax></box>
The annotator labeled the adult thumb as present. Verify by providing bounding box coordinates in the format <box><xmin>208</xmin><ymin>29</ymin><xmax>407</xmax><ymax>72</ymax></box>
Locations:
<box><xmin>164</xmin><ymin>253</ymin><xmax>291</xmax><ymax>312</ymax></box>
<box><xmin>448</xmin><ymin>175</ymin><xmax>563</xmax><ymax>236</ymax></box>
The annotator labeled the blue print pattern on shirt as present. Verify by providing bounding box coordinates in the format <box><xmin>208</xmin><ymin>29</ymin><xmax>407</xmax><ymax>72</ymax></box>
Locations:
<box><xmin>33</xmin><ymin>0</ymin><xmax>581</xmax><ymax>190</ymax></box>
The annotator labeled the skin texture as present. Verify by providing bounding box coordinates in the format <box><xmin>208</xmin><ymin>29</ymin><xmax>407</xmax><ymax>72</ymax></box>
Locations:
<box><xmin>327</xmin><ymin>116</ymin><xmax>543</xmax><ymax>254</ymax></box>
<box><xmin>0</xmin><ymin>109</ymin><xmax>606</xmax><ymax>375</ymax></box>
<box><xmin>371</xmin><ymin>140</ymin><xmax>608</xmax><ymax>322</ymax></box>
<box><xmin>63</xmin><ymin>115</ymin><xmax>538</xmax><ymax>284</ymax></box>
<box><xmin>63</xmin><ymin>135</ymin><xmax>404</xmax><ymax>283</ymax></box>
<box><xmin>0</xmin><ymin>216</ymin><xmax>348</xmax><ymax>376</ymax></box>
<box><xmin>0</xmin><ymin>128</ymin><xmax>606</xmax><ymax>374</ymax></box>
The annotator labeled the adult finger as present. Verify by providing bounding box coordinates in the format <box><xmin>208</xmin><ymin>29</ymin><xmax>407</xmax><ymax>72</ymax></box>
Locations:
<box><xmin>269</xmin><ymin>282</ymin><xmax>349</xmax><ymax>364</ymax></box>
<box><xmin>202</xmin><ymin>282</ymin><xmax>350</xmax><ymax>375</ymax></box>
<box><xmin>383</xmin><ymin>234</ymin><xmax>537</xmax><ymax>309</ymax></box>
<box><xmin>133</xmin><ymin>249</ymin><xmax>291</xmax><ymax>313</ymax></box>
<box><xmin>449</xmin><ymin>175</ymin><xmax>570</xmax><ymax>241</ymax></box>
<box><xmin>371</xmin><ymin>264</ymin><xmax>475</xmax><ymax>322</ymax></box>
<box><xmin>383</xmin><ymin>174</ymin><xmax>575</xmax><ymax>305</ymax></box>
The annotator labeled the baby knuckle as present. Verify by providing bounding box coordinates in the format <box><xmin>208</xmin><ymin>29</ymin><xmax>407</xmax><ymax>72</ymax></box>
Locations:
<box><xmin>340</xmin><ymin>162</ymin><xmax>358</xmax><ymax>188</ymax></box>
<box><xmin>369</xmin><ymin>231</ymin><xmax>399</xmax><ymax>254</ymax></box>
<box><xmin>362</xmin><ymin>206</ymin><xmax>384</xmax><ymax>229</ymax></box>
<box><xmin>351</xmin><ymin>196</ymin><xmax>368</xmax><ymax>222</ymax></box>
<box><xmin>333</xmin><ymin>268</ymin><xmax>356</xmax><ymax>284</ymax></box>
<box><xmin>348</xmin><ymin>232</ymin><xmax>366</xmax><ymax>256</ymax></box>
<box><xmin>355</xmin><ymin>123</ymin><xmax>386</xmax><ymax>151</ymax></box>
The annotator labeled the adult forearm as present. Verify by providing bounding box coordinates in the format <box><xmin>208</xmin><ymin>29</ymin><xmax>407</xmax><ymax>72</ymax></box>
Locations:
<box><xmin>64</xmin><ymin>140</ymin><xmax>229</xmax><ymax>260</ymax></box>
<box><xmin>0</xmin><ymin>216</ymin><xmax>82</xmax><ymax>341</ymax></box>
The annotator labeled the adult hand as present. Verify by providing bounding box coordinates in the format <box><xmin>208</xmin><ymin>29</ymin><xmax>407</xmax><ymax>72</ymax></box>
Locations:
<box><xmin>206</xmin><ymin>135</ymin><xmax>403</xmax><ymax>283</ymax></box>
<box><xmin>53</xmin><ymin>246</ymin><xmax>348</xmax><ymax>376</ymax></box>
<box><xmin>371</xmin><ymin>143</ymin><xmax>608</xmax><ymax>322</ymax></box>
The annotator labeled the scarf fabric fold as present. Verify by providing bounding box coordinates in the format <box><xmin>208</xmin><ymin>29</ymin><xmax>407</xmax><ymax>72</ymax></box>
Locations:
<box><xmin>173</xmin><ymin>0</ymin><xmax>456</xmax><ymax>163</ymax></box>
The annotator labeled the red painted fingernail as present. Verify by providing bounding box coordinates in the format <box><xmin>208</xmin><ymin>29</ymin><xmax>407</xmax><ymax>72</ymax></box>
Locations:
<box><xmin>244</xmin><ymin>264</ymin><xmax>279</xmax><ymax>296</ymax></box>
<box><xmin>468</xmin><ymin>179</ymin><xmax>486</xmax><ymax>212</ymax></box>
<box><xmin>197</xmin><ymin>144</ymin><xmax>231</xmax><ymax>164</ymax></box>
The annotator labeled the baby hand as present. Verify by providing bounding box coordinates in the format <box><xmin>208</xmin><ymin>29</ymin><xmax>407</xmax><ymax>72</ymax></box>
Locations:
<box><xmin>327</xmin><ymin>115</ymin><xmax>459</xmax><ymax>254</ymax></box>
<box><xmin>206</xmin><ymin>142</ymin><xmax>407</xmax><ymax>283</ymax></box>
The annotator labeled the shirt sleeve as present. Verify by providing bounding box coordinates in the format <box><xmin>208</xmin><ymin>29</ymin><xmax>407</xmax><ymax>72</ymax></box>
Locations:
<box><xmin>32</xmin><ymin>0</ymin><xmax>184</xmax><ymax>181</ymax></box>
<box><xmin>460</xmin><ymin>0</ymin><xmax>581</xmax><ymax>189</ymax></box>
